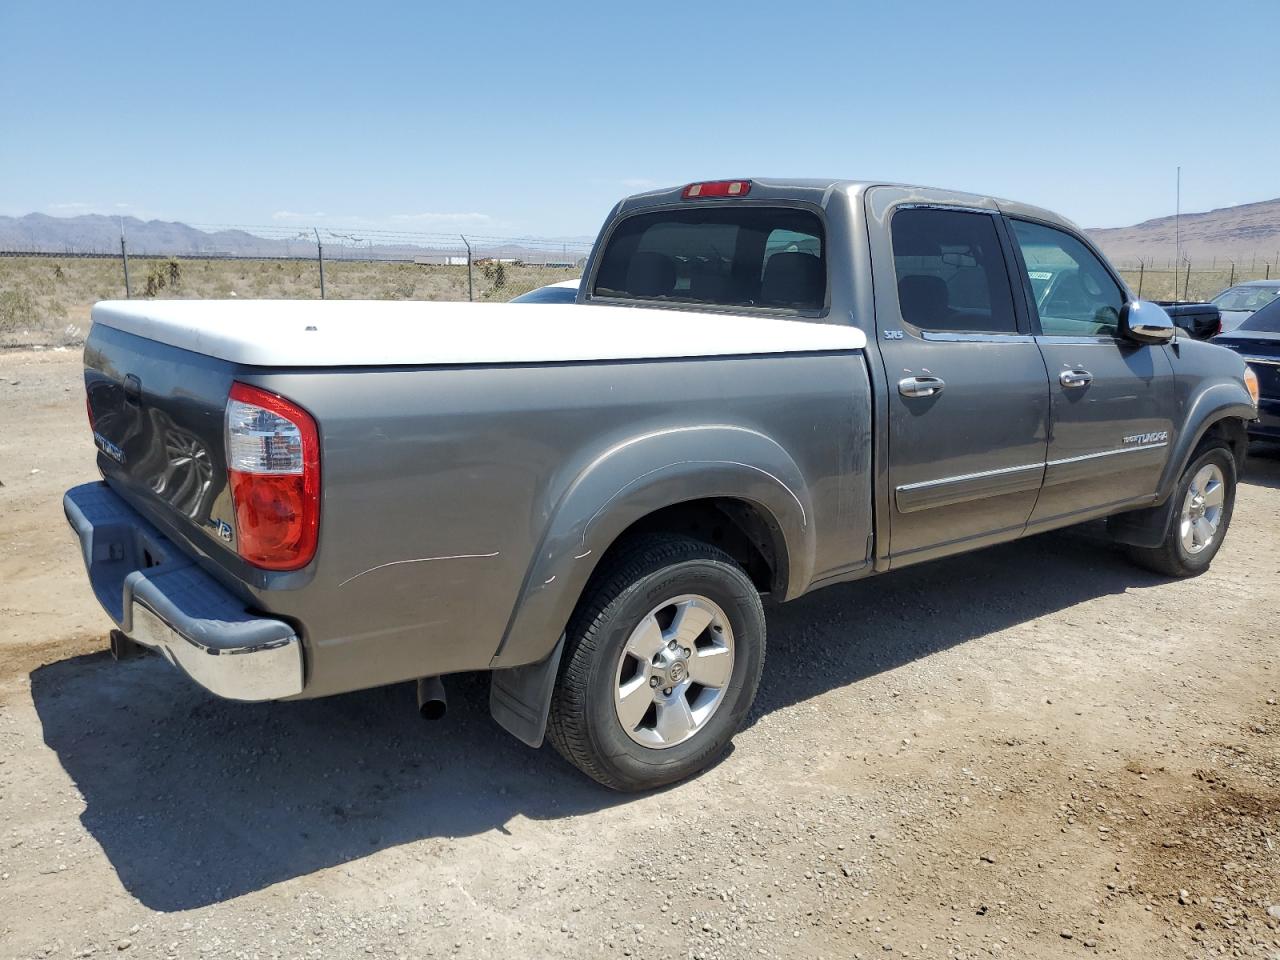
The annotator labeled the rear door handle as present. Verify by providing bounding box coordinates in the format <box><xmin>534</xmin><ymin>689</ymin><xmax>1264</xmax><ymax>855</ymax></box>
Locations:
<box><xmin>1059</xmin><ymin>369</ymin><xmax>1093</xmax><ymax>388</ymax></box>
<box><xmin>898</xmin><ymin>376</ymin><xmax>945</xmax><ymax>398</ymax></box>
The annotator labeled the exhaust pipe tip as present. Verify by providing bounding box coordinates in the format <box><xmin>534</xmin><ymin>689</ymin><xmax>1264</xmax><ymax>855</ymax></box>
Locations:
<box><xmin>416</xmin><ymin>675</ymin><xmax>447</xmax><ymax>720</ymax></box>
<box><xmin>109</xmin><ymin>629</ymin><xmax>144</xmax><ymax>661</ymax></box>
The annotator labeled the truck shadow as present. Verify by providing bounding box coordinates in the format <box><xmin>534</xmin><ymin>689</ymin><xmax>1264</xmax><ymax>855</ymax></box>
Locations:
<box><xmin>1243</xmin><ymin>440</ymin><xmax>1280</xmax><ymax>490</ymax></box>
<box><xmin>28</xmin><ymin>522</ymin><xmax>1199</xmax><ymax>912</ymax></box>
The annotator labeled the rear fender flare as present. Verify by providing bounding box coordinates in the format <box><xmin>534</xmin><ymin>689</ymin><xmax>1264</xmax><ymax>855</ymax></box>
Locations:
<box><xmin>490</xmin><ymin>425</ymin><xmax>813</xmax><ymax>670</ymax></box>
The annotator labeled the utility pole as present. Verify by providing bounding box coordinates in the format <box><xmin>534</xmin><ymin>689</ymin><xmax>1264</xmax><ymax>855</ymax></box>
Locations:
<box><xmin>314</xmin><ymin>228</ymin><xmax>326</xmax><ymax>299</ymax></box>
<box><xmin>1174</xmin><ymin>166</ymin><xmax>1181</xmax><ymax>300</ymax></box>
<box><xmin>119</xmin><ymin>219</ymin><xmax>131</xmax><ymax>298</ymax></box>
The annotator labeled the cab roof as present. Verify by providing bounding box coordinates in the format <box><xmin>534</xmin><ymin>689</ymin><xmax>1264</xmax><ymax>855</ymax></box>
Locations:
<box><xmin>616</xmin><ymin>178</ymin><xmax>1081</xmax><ymax>234</ymax></box>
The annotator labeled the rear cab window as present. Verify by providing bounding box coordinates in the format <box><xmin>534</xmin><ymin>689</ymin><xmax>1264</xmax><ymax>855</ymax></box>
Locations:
<box><xmin>591</xmin><ymin>206</ymin><xmax>827</xmax><ymax>315</ymax></box>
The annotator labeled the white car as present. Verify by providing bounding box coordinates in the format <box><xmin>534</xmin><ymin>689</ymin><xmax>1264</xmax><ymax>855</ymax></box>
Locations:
<box><xmin>510</xmin><ymin>278</ymin><xmax>580</xmax><ymax>304</ymax></box>
<box><xmin>1211</xmin><ymin>280</ymin><xmax>1280</xmax><ymax>334</ymax></box>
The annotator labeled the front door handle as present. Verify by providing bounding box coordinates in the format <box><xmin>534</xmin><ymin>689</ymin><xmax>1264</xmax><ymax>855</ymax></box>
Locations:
<box><xmin>898</xmin><ymin>376</ymin><xmax>945</xmax><ymax>398</ymax></box>
<box><xmin>1059</xmin><ymin>368</ymin><xmax>1093</xmax><ymax>388</ymax></box>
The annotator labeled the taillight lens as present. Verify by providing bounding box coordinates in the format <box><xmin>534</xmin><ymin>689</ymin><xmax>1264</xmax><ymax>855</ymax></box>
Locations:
<box><xmin>682</xmin><ymin>180</ymin><xmax>751</xmax><ymax>199</ymax></box>
<box><xmin>225</xmin><ymin>382</ymin><xmax>320</xmax><ymax>570</ymax></box>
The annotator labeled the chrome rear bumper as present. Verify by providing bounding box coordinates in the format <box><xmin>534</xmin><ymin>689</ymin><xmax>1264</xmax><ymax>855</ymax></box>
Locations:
<box><xmin>64</xmin><ymin>482</ymin><xmax>304</xmax><ymax>701</ymax></box>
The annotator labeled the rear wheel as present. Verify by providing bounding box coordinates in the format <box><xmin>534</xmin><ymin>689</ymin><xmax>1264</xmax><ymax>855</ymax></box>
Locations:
<box><xmin>547</xmin><ymin>535</ymin><xmax>765</xmax><ymax>791</ymax></box>
<box><xmin>1127</xmin><ymin>442</ymin><xmax>1236</xmax><ymax>577</ymax></box>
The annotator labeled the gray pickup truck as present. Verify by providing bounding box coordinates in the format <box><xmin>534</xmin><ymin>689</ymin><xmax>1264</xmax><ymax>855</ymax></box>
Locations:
<box><xmin>65</xmin><ymin>179</ymin><xmax>1260</xmax><ymax>790</ymax></box>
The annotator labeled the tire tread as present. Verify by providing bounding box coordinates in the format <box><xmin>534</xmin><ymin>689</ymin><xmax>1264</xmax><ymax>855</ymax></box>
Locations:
<box><xmin>546</xmin><ymin>534</ymin><xmax>761</xmax><ymax>790</ymax></box>
<box><xmin>1126</xmin><ymin>439</ymin><xmax>1236</xmax><ymax>577</ymax></box>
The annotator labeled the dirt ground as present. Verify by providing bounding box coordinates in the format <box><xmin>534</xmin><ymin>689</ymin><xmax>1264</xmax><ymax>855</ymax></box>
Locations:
<box><xmin>1</xmin><ymin>346</ymin><xmax>1278</xmax><ymax>960</ymax></box>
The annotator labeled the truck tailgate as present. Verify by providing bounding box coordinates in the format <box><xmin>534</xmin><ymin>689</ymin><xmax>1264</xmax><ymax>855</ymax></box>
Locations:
<box><xmin>85</xmin><ymin>323</ymin><xmax>241</xmax><ymax>565</ymax></box>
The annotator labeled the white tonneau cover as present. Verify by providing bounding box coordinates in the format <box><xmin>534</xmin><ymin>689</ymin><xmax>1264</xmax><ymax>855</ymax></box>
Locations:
<box><xmin>90</xmin><ymin>299</ymin><xmax>867</xmax><ymax>367</ymax></box>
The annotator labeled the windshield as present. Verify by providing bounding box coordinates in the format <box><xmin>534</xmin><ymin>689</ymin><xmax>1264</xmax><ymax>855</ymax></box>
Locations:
<box><xmin>1211</xmin><ymin>284</ymin><xmax>1280</xmax><ymax>313</ymax></box>
<box><xmin>1239</xmin><ymin>297</ymin><xmax>1280</xmax><ymax>333</ymax></box>
<box><xmin>592</xmin><ymin>206</ymin><xmax>827</xmax><ymax>314</ymax></box>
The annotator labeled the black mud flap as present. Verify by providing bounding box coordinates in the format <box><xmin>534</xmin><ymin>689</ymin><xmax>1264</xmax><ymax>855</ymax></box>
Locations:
<box><xmin>1106</xmin><ymin>496</ymin><xmax>1177</xmax><ymax>549</ymax></box>
<box><xmin>488</xmin><ymin>634</ymin><xmax>565</xmax><ymax>748</ymax></box>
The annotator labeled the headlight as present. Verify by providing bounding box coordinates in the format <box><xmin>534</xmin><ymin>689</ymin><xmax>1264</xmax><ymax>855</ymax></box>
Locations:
<box><xmin>1244</xmin><ymin>366</ymin><xmax>1260</xmax><ymax>407</ymax></box>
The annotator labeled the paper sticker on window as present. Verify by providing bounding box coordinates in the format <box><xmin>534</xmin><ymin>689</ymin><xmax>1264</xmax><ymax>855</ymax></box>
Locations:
<box><xmin>1028</xmin><ymin>271</ymin><xmax>1053</xmax><ymax>280</ymax></box>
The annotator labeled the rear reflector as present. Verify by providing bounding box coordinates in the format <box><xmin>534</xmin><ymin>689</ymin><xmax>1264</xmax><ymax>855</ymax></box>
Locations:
<box><xmin>225</xmin><ymin>382</ymin><xmax>320</xmax><ymax>570</ymax></box>
<box><xmin>682</xmin><ymin>180</ymin><xmax>751</xmax><ymax>199</ymax></box>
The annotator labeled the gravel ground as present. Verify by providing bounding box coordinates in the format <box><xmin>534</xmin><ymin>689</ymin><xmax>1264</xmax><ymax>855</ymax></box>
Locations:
<box><xmin>2</xmin><ymin>346</ymin><xmax>1278</xmax><ymax>960</ymax></box>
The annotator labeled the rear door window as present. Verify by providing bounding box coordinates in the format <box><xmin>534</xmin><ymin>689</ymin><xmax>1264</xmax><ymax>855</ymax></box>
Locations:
<box><xmin>592</xmin><ymin>206</ymin><xmax>826</xmax><ymax>314</ymax></box>
<box><xmin>889</xmin><ymin>208</ymin><xmax>1019</xmax><ymax>334</ymax></box>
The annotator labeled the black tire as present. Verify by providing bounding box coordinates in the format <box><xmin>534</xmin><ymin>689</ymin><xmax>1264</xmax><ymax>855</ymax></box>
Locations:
<box><xmin>546</xmin><ymin>535</ymin><xmax>766</xmax><ymax>792</ymax></box>
<box><xmin>1127</xmin><ymin>441</ymin><xmax>1237</xmax><ymax>577</ymax></box>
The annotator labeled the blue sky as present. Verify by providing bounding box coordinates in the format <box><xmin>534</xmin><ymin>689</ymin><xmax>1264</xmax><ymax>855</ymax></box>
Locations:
<box><xmin>2</xmin><ymin>0</ymin><xmax>1277</xmax><ymax>239</ymax></box>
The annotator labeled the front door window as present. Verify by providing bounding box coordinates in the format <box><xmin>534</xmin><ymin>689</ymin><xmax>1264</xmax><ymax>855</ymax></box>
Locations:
<box><xmin>1009</xmin><ymin>220</ymin><xmax>1124</xmax><ymax>338</ymax></box>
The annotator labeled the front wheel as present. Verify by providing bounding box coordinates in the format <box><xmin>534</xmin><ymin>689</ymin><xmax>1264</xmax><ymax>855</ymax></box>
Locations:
<box><xmin>546</xmin><ymin>535</ymin><xmax>765</xmax><ymax>791</ymax></box>
<box><xmin>1127</xmin><ymin>442</ymin><xmax>1237</xmax><ymax>577</ymax></box>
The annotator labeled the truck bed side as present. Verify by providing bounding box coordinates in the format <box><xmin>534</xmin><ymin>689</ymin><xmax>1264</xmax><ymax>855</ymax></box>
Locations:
<box><xmin>84</xmin><ymin>325</ymin><xmax>873</xmax><ymax>698</ymax></box>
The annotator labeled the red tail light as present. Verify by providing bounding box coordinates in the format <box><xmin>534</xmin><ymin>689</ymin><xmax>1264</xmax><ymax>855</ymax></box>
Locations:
<box><xmin>682</xmin><ymin>180</ymin><xmax>751</xmax><ymax>199</ymax></box>
<box><xmin>224</xmin><ymin>382</ymin><xmax>320</xmax><ymax>570</ymax></box>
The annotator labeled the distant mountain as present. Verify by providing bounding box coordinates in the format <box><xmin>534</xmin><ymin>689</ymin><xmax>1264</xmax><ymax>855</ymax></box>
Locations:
<box><xmin>6</xmin><ymin>201</ymin><xmax>1276</xmax><ymax>270</ymax></box>
<box><xmin>0</xmin><ymin>213</ymin><xmax>290</xmax><ymax>256</ymax></box>
<box><xmin>1088</xmin><ymin>197</ymin><xmax>1280</xmax><ymax>267</ymax></box>
<box><xmin>0</xmin><ymin>213</ymin><xmax>592</xmax><ymax>263</ymax></box>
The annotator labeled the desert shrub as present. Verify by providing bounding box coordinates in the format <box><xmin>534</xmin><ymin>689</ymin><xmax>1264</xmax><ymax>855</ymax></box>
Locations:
<box><xmin>0</xmin><ymin>288</ymin><xmax>38</xmax><ymax>331</ymax></box>
<box><xmin>143</xmin><ymin>263</ymin><xmax>167</xmax><ymax>297</ymax></box>
<box><xmin>167</xmin><ymin>259</ymin><xmax>181</xmax><ymax>285</ymax></box>
<box><xmin>481</xmin><ymin>260</ymin><xmax>507</xmax><ymax>289</ymax></box>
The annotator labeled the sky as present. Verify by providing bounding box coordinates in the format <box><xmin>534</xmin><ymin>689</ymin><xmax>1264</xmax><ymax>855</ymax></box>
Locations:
<box><xmin>2</xmin><ymin>0</ymin><xmax>1277</xmax><ymax>240</ymax></box>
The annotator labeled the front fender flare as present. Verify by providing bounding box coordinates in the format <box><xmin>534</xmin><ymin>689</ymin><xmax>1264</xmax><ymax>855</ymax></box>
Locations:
<box><xmin>490</xmin><ymin>425</ymin><xmax>814</xmax><ymax>670</ymax></box>
<box><xmin>1110</xmin><ymin>381</ymin><xmax>1253</xmax><ymax>549</ymax></box>
<box><xmin>1158</xmin><ymin>380</ymin><xmax>1255</xmax><ymax>498</ymax></box>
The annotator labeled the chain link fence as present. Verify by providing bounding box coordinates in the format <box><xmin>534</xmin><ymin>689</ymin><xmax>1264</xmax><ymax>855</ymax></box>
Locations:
<box><xmin>1114</xmin><ymin>259</ymin><xmax>1276</xmax><ymax>303</ymax></box>
<box><xmin>5</xmin><ymin>219</ymin><xmax>1279</xmax><ymax>349</ymax></box>
<box><xmin>0</xmin><ymin>224</ymin><xmax>593</xmax><ymax>348</ymax></box>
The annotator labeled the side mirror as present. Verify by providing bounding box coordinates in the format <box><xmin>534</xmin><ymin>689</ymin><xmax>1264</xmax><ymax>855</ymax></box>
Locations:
<box><xmin>1119</xmin><ymin>300</ymin><xmax>1175</xmax><ymax>344</ymax></box>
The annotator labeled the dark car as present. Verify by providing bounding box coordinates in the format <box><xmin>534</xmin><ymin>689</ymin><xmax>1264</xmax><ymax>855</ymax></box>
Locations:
<box><xmin>1214</xmin><ymin>296</ymin><xmax>1280</xmax><ymax>440</ymax></box>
